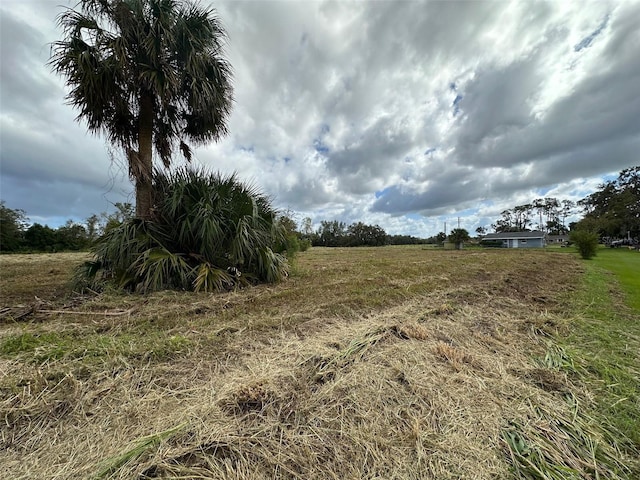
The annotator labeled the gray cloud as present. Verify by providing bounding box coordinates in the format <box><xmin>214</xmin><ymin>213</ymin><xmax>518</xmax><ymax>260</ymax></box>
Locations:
<box><xmin>1</xmin><ymin>0</ymin><xmax>638</xmax><ymax>236</ymax></box>
<box><xmin>0</xmin><ymin>10</ymin><xmax>60</xmax><ymax>118</ymax></box>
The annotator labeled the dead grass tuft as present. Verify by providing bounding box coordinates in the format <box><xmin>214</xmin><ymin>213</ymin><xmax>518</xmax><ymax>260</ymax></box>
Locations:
<box><xmin>521</xmin><ymin>367</ymin><xmax>570</xmax><ymax>394</ymax></box>
<box><xmin>396</xmin><ymin>321</ymin><xmax>430</xmax><ymax>340</ymax></box>
<box><xmin>431</xmin><ymin>303</ymin><xmax>456</xmax><ymax>315</ymax></box>
<box><xmin>221</xmin><ymin>381</ymin><xmax>273</xmax><ymax>414</ymax></box>
<box><xmin>432</xmin><ymin>341</ymin><xmax>475</xmax><ymax>371</ymax></box>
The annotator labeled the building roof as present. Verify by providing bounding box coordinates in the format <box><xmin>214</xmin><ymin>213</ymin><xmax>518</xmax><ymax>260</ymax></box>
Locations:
<box><xmin>482</xmin><ymin>231</ymin><xmax>545</xmax><ymax>240</ymax></box>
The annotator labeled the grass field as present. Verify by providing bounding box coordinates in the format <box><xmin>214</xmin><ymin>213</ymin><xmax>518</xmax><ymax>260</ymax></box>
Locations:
<box><xmin>558</xmin><ymin>247</ymin><xmax>640</xmax><ymax>452</ymax></box>
<box><xmin>0</xmin><ymin>246</ymin><xmax>638</xmax><ymax>479</ymax></box>
<box><xmin>591</xmin><ymin>247</ymin><xmax>640</xmax><ymax>310</ymax></box>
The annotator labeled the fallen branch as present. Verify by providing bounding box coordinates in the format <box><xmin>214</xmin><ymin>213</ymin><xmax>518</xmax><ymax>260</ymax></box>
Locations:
<box><xmin>38</xmin><ymin>308</ymin><xmax>134</xmax><ymax>316</ymax></box>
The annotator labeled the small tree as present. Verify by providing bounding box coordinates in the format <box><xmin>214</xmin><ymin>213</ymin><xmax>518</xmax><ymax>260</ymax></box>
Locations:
<box><xmin>275</xmin><ymin>213</ymin><xmax>302</xmax><ymax>257</ymax></box>
<box><xmin>0</xmin><ymin>201</ymin><xmax>27</xmax><ymax>252</ymax></box>
<box><xmin>448</xmin><ymin>228</ymin><xmax>470</xmax><ymax>250</ymax></box>
<box><xmin>570</xmin><ymin>230</ymin><xmax>599</xmax><ymax>259</ymax></box>
<box><xmin>102</xmin><ymin>202</ymin><xmax>135</xmax><ymax>233</ymax></box>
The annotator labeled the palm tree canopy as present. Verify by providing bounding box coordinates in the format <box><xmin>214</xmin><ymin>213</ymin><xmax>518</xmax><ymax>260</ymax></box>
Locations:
<box><xmin>50</xmin><ymin>0</ymin><xmax>233</xmax><ymax>167</ymax></box>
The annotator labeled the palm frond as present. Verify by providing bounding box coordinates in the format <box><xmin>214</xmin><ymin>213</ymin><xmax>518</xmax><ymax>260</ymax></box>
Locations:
<box><xmin>193</xmin><ymin>262</ymin><xmax>234</xmax><ymax>293</ymax></box>
<box><xmin>133</xmin><ymin>247</ymin><xmax>193</xmax><ymax>292</ymax></box>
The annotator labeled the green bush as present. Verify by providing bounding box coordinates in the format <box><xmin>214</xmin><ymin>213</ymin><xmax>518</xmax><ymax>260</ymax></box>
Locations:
<box><xmin>570</xmin><ymin>230</ymin><xmax>599</xmax><ymax>259</ymax></box>
<box><xmin>299</xmin><ymin>238</ymin><xmax>311</xmax><ymax>252</ymax></box>
<box><xmin>282</xmin><ymin>234</ymin><xmax>301</xmax><ymax>257</ymax></box>
<box><xmin>76</xmin><ymin>168</ymin><xmax>288</xmax><ymax>293</ymax></box>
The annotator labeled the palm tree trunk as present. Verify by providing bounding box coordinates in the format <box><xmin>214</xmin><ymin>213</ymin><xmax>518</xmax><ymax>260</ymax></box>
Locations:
<box><xmin>135</xmin><ymin>92</ymin><xmax>154</xmax><ymax>219</ymax></box>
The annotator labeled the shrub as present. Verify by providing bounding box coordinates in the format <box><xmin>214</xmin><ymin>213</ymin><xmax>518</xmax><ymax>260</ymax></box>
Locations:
<box><xmin>76</xmin><ymin>168</ymin><xmax>288</xmax><ymax>292</ymax></box>
<box><xmin>570</xmin><ymin>230</ymin><xmax>599</xmax><ymax>259</ymax></box>
<box><xmin>281</xmin><ymin>234</ymin><xmax>301</xmax><ymax>257</ymax></box>
<box><xmin>299</xmin><ymin>238</ymin><xmax>311</xmax><ymax>252</ymax></box>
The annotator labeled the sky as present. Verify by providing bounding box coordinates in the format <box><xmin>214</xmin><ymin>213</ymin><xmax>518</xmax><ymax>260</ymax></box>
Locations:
<box><xmin>1</xmin><ymin>0</ymin><xmax>639</xmax><ymax>237</ymax></box>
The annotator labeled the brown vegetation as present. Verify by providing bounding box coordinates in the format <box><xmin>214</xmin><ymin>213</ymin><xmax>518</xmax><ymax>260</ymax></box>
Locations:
<box><xmin>0</xmin><ymin>247</ymin><xmax>634</xmax><ymax>479</ymax></box>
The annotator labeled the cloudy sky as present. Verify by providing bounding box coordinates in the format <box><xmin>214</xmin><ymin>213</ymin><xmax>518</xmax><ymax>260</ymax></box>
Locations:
<box><xmin>1</xmin><ymin>0</ymin><xmax>639</xmax><ymax>236</ymax></box>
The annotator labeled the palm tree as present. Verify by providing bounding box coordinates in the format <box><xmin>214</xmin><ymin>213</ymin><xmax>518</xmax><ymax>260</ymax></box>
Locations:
<box><xmin>50</xmin><ymin>0</ymin><xmax>233</xmax><ymax>219</ymax></box>
<box><xmin>77</xmin><ymin>167</ymin><xmax>288</xmax><ymax>293</ymax></box>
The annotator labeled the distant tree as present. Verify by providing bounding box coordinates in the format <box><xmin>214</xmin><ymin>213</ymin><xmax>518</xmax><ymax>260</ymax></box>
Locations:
<box><xmin>277</xmin><ymin>213</ymin><xmax>298</xmax><ymax>235</ymax></box>
<box><xmin>85</xmin><ymin>214</ymin><xmax>102</xmax><ymax>242</ymax></box>
<box><xmin>493</xmin><ymin>200</ymin><xmax>563</xmax><ymax>233</ymax></box>
<box><xmin>436</xmin><ymin>231</ymin><xmax>447</xmax><ymax>243</ymax></box>
<box><xmin>347</xmin><ymin>222</ymin><xmax>387</xmax><ymax>246</ymax></box>
<box><xmin>513</xmin><ymin>204</ymin><xmax>534</xmax><ymax>231</ymax></box>
<box><xmin>50</xmin><ymin>0</ymin><xmax>233</xmax><ymax>219</ymax></box>
<box><xmin>544</xmin><ymin>198</ymin><xmax>560</xmax><ymax>232</ymax></box>
<box><xmin>299</xmin><ymin>216</ymin><xmax>315</xmax><ymax>249</ymax></box>
<box><xmin>546</xmin><ymin>218</ymin><xmax>568</xmax><ymax>236</ymax></box>
<box><xmin>576</xmin><ymin>167</ymin><xmax>640</xmax><ymax>239</ymax></box>
<box><xmin>448</xmin><ymin>228</ymin><xmax>470</xmax><ymax>249</ymax></box>
<box><xmin>300</xmin><ymin>217</ymin><xmax>314</xmax><ymax>237</ymax></box>
<box><xmin>55</xmin><ymin>220</ymin><xmax>89</xmax><ymax>251</ymax></box>
<box><xmin>388</xmin><ymin>234</ymin><xmax>425</xmax><ymax>245</ymax></box>
<box><xmin>492</xmin><ymin>210</ymin><xmax>519</xmax><ymax>233</ymax></box>
<box><xmin>475</xmin><ymin>226</ymin><xmax>487</xmax><ymax>237</ymax></box>
<box><xmin>0</xmin><ymin>201</ymin><xmax>27</xmax><ymax>252</ymax></box>
<box><xmin>24</xmin><ymin>224</ymin><xmax>57</xmax><ymax>251</ymax></box>
<box><xmin>560</xmin><ymin>200</ymin><xmax>576</xmax><ymax>231</ymax></box>
<box><xmin>317</xmin><ymin>220</ymin><xmax>347</xmax><ymax>247</ymax></box>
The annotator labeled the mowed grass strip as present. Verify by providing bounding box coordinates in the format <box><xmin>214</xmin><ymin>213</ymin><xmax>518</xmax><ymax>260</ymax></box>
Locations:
<box><xmin>0</xmin><ymin>252</ymin><xmax>88</xmax><ymax>306</ymax></box>
<box><xmin>560</xmin><ymin>248</ymin><xmax>640</xmax><ymax>452</ymax></box>
<box><xmin>0</xmin><ymin>246</ymin><xmax>636</xmax><ymax>479</ymax></box>
<box><xmin>592</xmin><ymin>247</ymin><xmax>640</xmax><ymax>310</ymax></box>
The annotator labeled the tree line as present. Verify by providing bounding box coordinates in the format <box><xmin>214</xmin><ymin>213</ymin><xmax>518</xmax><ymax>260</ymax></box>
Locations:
<box><xmin>487</xmin><ymin>198</ymin><xmax>576</xmax><ymax>234</ymax></box>
<box><xmin>481</xmin><ymin>167</ymin><xmax>639</xmax><ymax>242</ymax></box>
<box><xmin>282</xmin><ymin>218</ymin><xmax>430</xmax><ymax>248</ymax></box>
<box><xmin>573</xmin><ymin>166</ymin><xmax>639</xmax><ymax>241</ymax></box>
<box><xmin>0</xmin><ymin>202</ymin><xmax>134</xmax><ymax>253</ymax></box>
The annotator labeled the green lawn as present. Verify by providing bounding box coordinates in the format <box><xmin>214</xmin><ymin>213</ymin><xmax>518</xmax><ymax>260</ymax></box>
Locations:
<box><xmin>591</xmin><ymin>247</ymin><xmax>640</xmax><ymax>310</ymax></box>
<box><xmin>561</xmin><ymin>246</ymin><xmax>640</xmax><ymax>456</ymax></box>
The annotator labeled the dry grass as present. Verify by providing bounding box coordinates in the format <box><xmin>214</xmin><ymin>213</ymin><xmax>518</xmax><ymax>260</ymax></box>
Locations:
<box><xmin>0</xmin><ymin>247</ymin><xmax>636</xmax><ymax>479</ymax></box>
<box><xmin>0</xmin><ymin>252</ymin><xmax>89</xmax><ymax>306</ymax></box>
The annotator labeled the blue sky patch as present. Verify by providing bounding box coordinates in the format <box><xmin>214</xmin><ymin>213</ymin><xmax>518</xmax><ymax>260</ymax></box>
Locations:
<box><xmin>424</xmin><ymin>147</ymin><xmax>436</xmax><ymax>156</ymax></box>
<box><xmin>574</xmin><ymin>15</ymin><xmax>609</xmax><ymax>52</ymax></box>
<box><xmin>452</xmin><ymin>94</ymin><xmax>463</xmax><ymax>116</ymax></box>
<box><xmin>375</xmin><ymin>187</ymin><xmax>391</xmax><ymax>199</ymax></box>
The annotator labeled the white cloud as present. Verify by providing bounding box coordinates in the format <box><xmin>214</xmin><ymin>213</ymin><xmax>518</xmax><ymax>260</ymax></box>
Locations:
<box><xmin>0</xmin><ymin>0</ymin><xmax>638</xmax><ymax>235</ymax></box>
